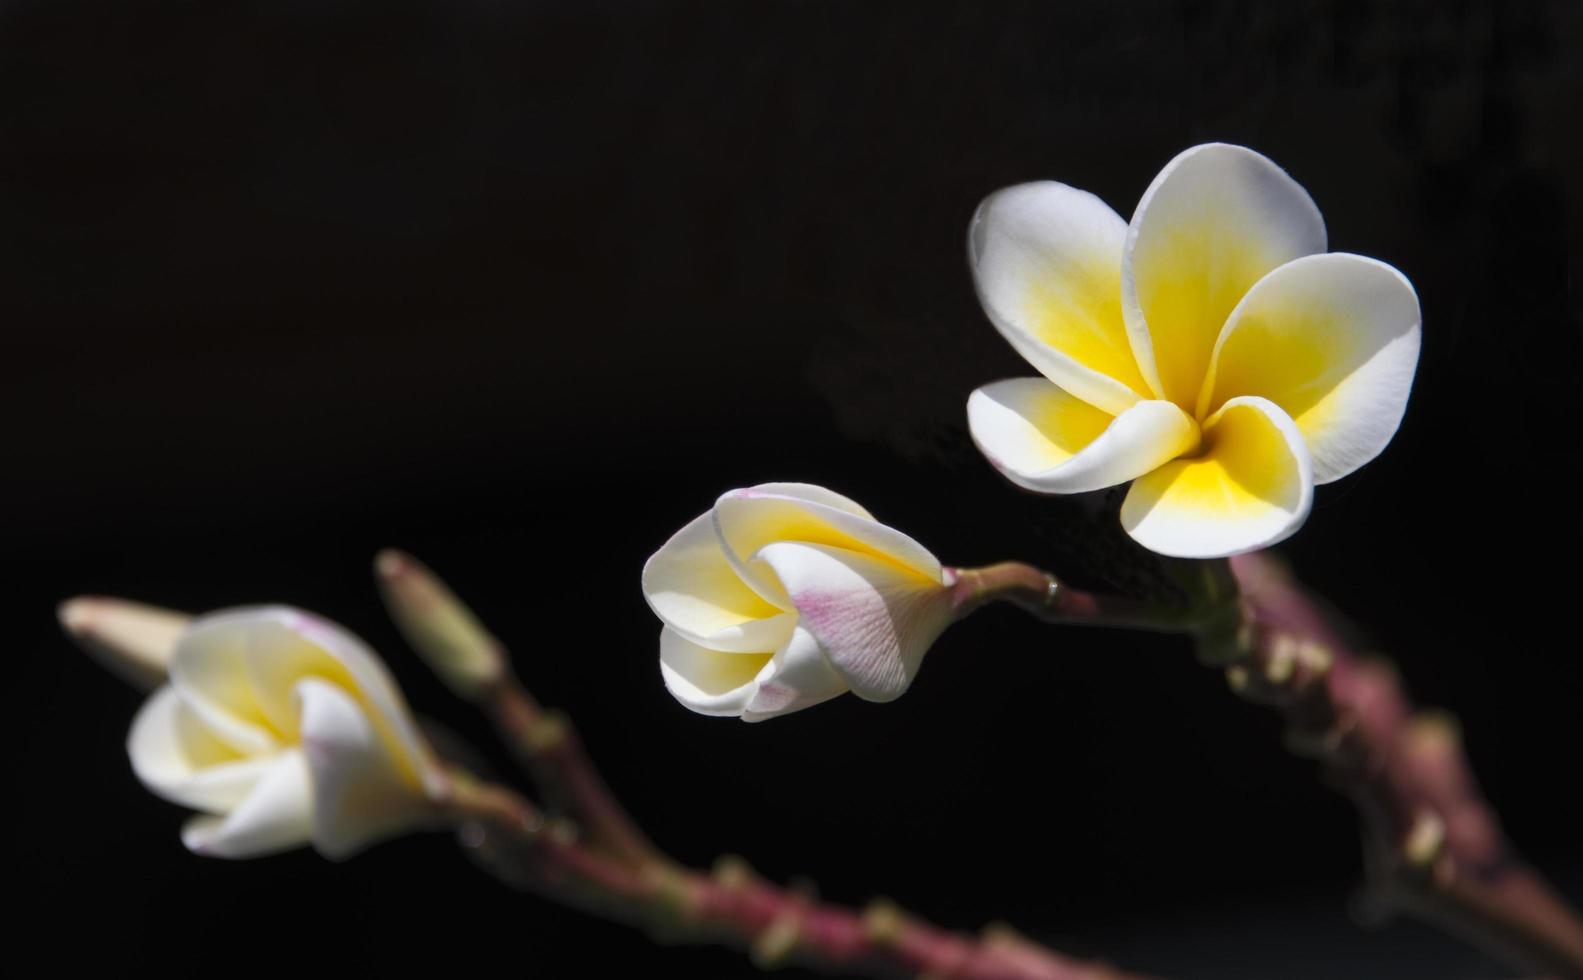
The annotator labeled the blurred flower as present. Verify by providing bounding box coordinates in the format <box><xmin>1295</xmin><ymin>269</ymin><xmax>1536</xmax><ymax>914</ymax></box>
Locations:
<box><xmin>642</xmin><ymin>483</ymin><xmax>952</xmax><ymax>721</ymax></box>
<box><xmin>124</xmin><ymin>606</ymin><xmax>445</xmax><ymax>859</ymax></box>
<box><xmin>967</xmin><ymin>143</ymin><xmax>1420</xmax><ymax>558</ymax></box>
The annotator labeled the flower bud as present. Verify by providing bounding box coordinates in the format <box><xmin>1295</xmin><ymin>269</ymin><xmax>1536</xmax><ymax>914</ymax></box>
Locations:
<box><xmin>58</xmin><ymin>596</ymin><xmax>190</xmax><ymax>690</ymax></box>
<box><xmin>642</xmin><ymin>483</ymin><xmax>952</xmax><ymax>721</ymax></box>
<box><xmin>374</xmin><ymin>549</ymin><xmax>505</xmax><ymax>697</ymax></box>
<box><xmin>125</xmin><ymin>606</ymin><xmax>445</xmax><ymax>859</ymax></box>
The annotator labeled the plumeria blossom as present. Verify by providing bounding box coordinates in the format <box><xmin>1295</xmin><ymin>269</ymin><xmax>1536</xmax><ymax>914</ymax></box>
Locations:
<box><xmin>642</xmin><ymin>483</ymin><xmax>953</xmax><ymax>721</ymax></box>
<box><xmin>124</xmin><ymin>606</ymin><xmax>446</xmax><ymax>859</ymax></box>
<box><xmin>966</xmin><ymin>143</ymin><xmax>1421</xmax><ymax>558</ymax></box>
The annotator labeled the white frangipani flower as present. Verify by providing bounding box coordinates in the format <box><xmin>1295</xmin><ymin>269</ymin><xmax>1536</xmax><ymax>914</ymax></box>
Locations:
<box><xmin>967</xmin><ymin>143</ymin><xmax>1421</xmax><ymax>558</ymax></box>
<box><xmin>125</xmin><ymin>606</ymin><xmax>445</xmax><ymax>859</ymax></box>
<box><xmin>642</xmin><ymin>483</ymin><xmax>953</xmax><ymax>721</ymax></box>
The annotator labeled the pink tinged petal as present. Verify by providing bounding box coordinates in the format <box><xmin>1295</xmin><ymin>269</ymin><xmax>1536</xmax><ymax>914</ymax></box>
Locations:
<box><xmin>1122</xmin><ymin>143</ymin><xmax>1327</xmax><ymax>410</ymax></box>
<box><xmin>735</xmin><ymin>482</ymin><xmax>876</xmax><ymax>519</ymax></box>
<box><xmin>968</xmin><ymin>181</ymin><xmax>1151</xmax><ymax>414</ymax></box>
<box><xmin>753</xmin><ymin>541</ymin><xmax>953</xmax><ymax>703</ymax></box>
<box><xmin>1121</xmin><ymin>396</ymin><xmax>1314</xmax><ymax>558</ymax></box>
<box><xmin>967</xmin><ymin>378</ymin><xmax>1199</xmax><ymax>494</ymax></box>
<box><xmin>127</xmin><ymin>685</ymin><xmax>277</xmax><ymax>813</ymax></box>
<box><xmin>741</xmin><ymin>625</ymin><xmax>850</xmax><ymax>723</ymax></box>
<box><xmin>658</xmin><ymin>626</ymin><xmax>771</xmax><ymax>717</ymax></box>
<box><xmin>712</xmin><ymin>486</ymin><xmax>944</xmax><ymax>607</ymax></box>
<box><xmin>294</xmin><ymin>678</ymin><xmax>436</xmax><ymax>860</ymax></box>
<box><xmin>1199</xmin><ymin>252</ymin><xmax>1422</xmax><ymax>483</ymax></box>
<box><xmin>179</xmin><ymin>750</ymin><xmax>314</xmax><ymax>859</ymax></box>
<box><xmin>642</xmin><ymin>509</ymin><xmax>796</xmax><ymax>652</ymax></box>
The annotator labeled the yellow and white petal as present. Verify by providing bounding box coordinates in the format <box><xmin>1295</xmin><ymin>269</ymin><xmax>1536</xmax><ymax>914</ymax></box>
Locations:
<box><xmin>642</xmin><ymin>509</ymin><xmax>795</xmax><ymax>652</ymax></box>
<box><xmin>968</xmin><ymin>378</ymin><xmax>1200</xmax><ymax>494</ymax></box>
<box><xmin>754</xmin><ymin>541</ymin><xmax>952</xmax><ymax>704</ymax></box>
<box><xmin>1122</xmin><ymin>143</ymin><xmax>1327</xmax><ymax>410</ymax></box>
<box><xmin>713</xmin><ymin>486</ymin><xmax>944</xmax><ymax>605</ymax></box>
<box><xmin>216</xmin><ymin>607</ymin><xmax>443</xmax><ymax>799</ymax></box>
<box><xmin>658</xmin><ymin>627</ymin><xmax>773</xmax><ymax>718</ymax></box>
<box><xmin>295</xmin><ymin>678</ymin><xmax>435</xmax><ymax>860</ymax></box>
<box><xmin>168</xmin><ymin>618</ymin><xmax>280</xmax><ymax>757</ymax></box>
<box><xmin>743</xmin><ymin>482</ymin><xmax>876</xmax><ymax>519</ymax></box>
<box><xmin>969</xmin><ymin>181</ymin><xmax>1151</xmax><ymax>414</ymax></box>
<box><xmin>1121</xmin><ymin>396</ymin><xmax>1314</xmax><ymax>558</ymax></box>
<box><xmin>180</xmin><ymin>750</ymin><xmax>314</xmax><ymax>859</ymax></box>
<box><xmin>128</xmin><ymin>685</ymin><xmax>277</xmax><ymax>813</ymax></box>
<box><xmin>1199</xmin><ymin>253</ymin><xmax>1421</xmax><ymax>483</ymax></box>
<box><xmin>741</xmin><ymin>625</ymin><xmax>851</xmax><ymax>722</ymax></box>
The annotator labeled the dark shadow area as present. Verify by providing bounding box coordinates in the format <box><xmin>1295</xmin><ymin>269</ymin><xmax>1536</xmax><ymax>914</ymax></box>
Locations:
<box><xmin>4</xmin><ymin>1</ymin><xmax>1580</xmax><ymax>975</ymax></box>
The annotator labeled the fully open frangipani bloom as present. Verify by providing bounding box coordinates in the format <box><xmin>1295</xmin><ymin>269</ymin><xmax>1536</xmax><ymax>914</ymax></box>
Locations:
<box><xmin>642</xmin><ymin>483</ymin><xmax>953</xmax><ymax>721</ymax></box>
<box><xmin>966</xmin><ymin>143</ymin><xmax>1421</xmax><ymax>558</ymax></box>
<box><xmin>126</xmin><ymin>606</ymin><xmax>446</xmax><ymax>859</ymax></box>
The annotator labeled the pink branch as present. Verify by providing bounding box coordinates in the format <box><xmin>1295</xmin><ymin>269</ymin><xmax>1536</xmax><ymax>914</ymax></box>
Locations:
<box><xmin>444</xmin><ymin>773</ymin><xmax>1149</xmax><ymax>980</ymax></box>
<box><xmin>1223</xmin><ymin>552</ymin><xmax>1583</xmax><ymax>978</ymax></box>
<box><xmin>961</xmin><ymin>554</ymin><xmax>1583</xmax><ymax>977</ymax></box>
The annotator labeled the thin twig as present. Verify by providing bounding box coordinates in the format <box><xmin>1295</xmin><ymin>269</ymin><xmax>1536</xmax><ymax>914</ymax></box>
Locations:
<box><xmin>442</xmin><ymin>769</ymin><xmax>1149</xmax><ymax>980</ymax></box>
<box><xmin>376</xmin><ymin>549</ymin><xmax>658</xmax><ymax>867</ymax></box>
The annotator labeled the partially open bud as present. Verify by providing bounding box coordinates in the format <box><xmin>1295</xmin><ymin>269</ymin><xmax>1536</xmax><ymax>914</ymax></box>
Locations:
<box><xmin>374</xmin><ymin>549</ymin><xmax>505</xmax><ymax>697</ymax></box>
<box><xmin>642</xmin><ymin>483</ymin><xmax>953</xmax><ymax>721</ymax></box>
<box><xmin>125</xmin><ymin>606</ymin><xmax>445</xmax><ymax>860</ymax></box>
<box><xmin>59</xmin><ymin>596</ymin><xmax>190</xmax><ymax>690</ymax></box>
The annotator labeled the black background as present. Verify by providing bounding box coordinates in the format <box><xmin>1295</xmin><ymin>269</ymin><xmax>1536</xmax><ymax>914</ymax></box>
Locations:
<box><xmin>4</xmin><ymin>1</ymin><xmax>1580</xmax><ymax>976</ymax></box>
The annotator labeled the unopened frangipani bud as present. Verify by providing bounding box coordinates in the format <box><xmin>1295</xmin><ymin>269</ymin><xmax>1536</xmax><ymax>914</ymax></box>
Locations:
<box><xmin>375</xmin><ymin>549</ymin><xmax>505</xmax><ymax>697</ymax></box>
<box><xmin>642</xmin><ymin>483</ymin><xmax>953</xmax><ymax>721</ymax></box>
<box><xmin>58</xmin><ymin>596</ymin><xmax>190</xmax><ymax>690</ymax></box>
<box><xmin>125</xmin><ymin>606</ymin><xmax>445</xmax><ymax>860</ymax></box>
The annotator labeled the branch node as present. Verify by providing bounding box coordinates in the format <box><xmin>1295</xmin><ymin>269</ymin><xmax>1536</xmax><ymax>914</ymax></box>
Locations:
<box><xmin>546</xmin><ymin>816</ymin><xmax>580</xmax><ymax>847</ymax></box>
<box><xmin>1295</xmin><ymin>639</ymin><xmax>1333</xmax><ymax>677</ymax></box>
<box><xmin>1404</xmin><ymin>810</ymin><xmax>1447</xmax><ymax>867</ymax></box>
<box><xmin>750</xmin><ymin>900</ymin><xmax>806</xmax><ymax>969</ymax></box>
<box><xmin>527</xmin><ymin>711</ymin><xmax>571</xmax><ymax>755</ymax></box>
<box><xmin>863</xmin><ymin>897</ymin><xmax>906</xmax><ymax>945</ymax></box>
<box><xmin>1264</xmin><ymin>634</ymin><xmax>1299</xmax><ymax>684</ymax></box>
<box><xmin>713</xmin><ymin>854</ymin><xmax>756</xmax><ymax>890</ymax></box>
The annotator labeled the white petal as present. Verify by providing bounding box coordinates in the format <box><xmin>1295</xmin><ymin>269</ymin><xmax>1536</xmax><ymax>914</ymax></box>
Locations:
<box><xmin>295</xmin><ymin>678</ymin><xmax>435</xmax><ymax>860</ymax></box>
<box><xmin>182</xmin><ymin>607</ymin><xmax>442</xmax><ymax>800</ymax></box>
<box><xmin>642</xmin><ymin>509</ymin><xmax>796</xmax><ymax>652</ymax></box>
<box><xmin>967</xmin><ymin>378</ymin><xmax>1199</xmax><ymax>494</ymax></box>
<box><xmin>713</xmin><ymin>486</ymin><xmax>944</xmax><ymax>606</ymax></box>
<box><xmin>1122</xmin><ymin>143</ymin><xmax>1327</xmax><ymax>409</ymax></box>
<box><xmin>741</xmin><ymin>624</ymin><xmax>851</xmax><ymax>722</ymax></box>
<box><xmin>1199</xmin><ymin>252</ymin><xmax>1421</xmax><ymax>483</ymax></box>
<box><xmin>1121</xmin><ymin>396</ymin><xmax>1314</xmax><ymax>558</ymax></box>
<box><xmin>969</xmin><ymin>181</ymin><xmax>1151</xmax><ymax>414</ymax></box>
<box><xmin>658</xmin><ymin>626</ymin><xmax>772</xmax><ymax>717</ymax></box>
<box><xmin>738</xmin><ymin>482</ymin><xmax>876</xmax><ymax>519</ymax></box>
<box><xmin>128</xmin><ymin>685</ymin><xmax>276</xmax><ymax>813</ymax></box>
<box><xmin>754</xmin><ymin>541</ymin><xmax>952</xmax><ymax>703</ymax></box>
<box><xmin>168</xmin><ymin>618</ymin><xmax>280</xmax><ymax>756</ymax></box>
<box><xmin>180</xmin><ymin>750</ymin><xmax>313</xmax><ymax>859</ymax></box>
